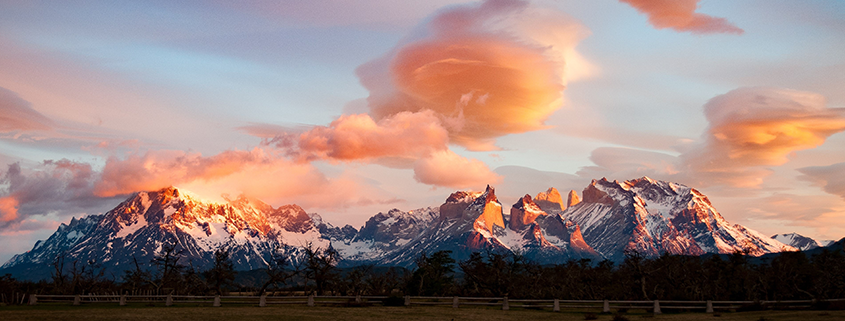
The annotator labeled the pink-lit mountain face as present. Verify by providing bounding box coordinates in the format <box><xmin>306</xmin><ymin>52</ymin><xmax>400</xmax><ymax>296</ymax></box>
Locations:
<box><xmin>2</xmin><ymin>177</ymin><xmax>798</xmax><ymax>280</ymax></box>
<box><xmin>0</xmin><ymin>187</ymin><xmax>350</xmax><ymax>280</ymax></box>
<box><xmin>562</xmin><ymin>177</ymin><xmax>794</xmax><ymax>261</ymax></box>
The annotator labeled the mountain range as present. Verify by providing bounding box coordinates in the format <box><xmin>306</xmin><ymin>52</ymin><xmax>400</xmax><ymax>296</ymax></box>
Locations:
<box><xmin>2</xmin><ymin>176</ymin><xmax>833</xmax><ymax>281</ymax></box>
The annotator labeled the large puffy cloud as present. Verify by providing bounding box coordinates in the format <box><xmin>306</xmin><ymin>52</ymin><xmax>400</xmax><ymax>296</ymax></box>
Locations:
<box><xmin>0</xmin><ymin>87</ymin><xmax>55</xmax><ymax>132</ymax></box>
<box><xmin>619</xmin><ymin>0</ymin><xmax>743</xmax><ymax>34</ymax></box>
<box><xmin>798</xmin><ymin>162</ymin><xmax>845</xmax><ymax>201</ymax></box>
<box><xmin>256</xmin><ymin>0</ymin><xmax>586</xmax><ymax>189</ymax></box>
<box><xmin>357</xmin><ymin>0</ymin><xmax>588</xmax><ymax>151</ymax></box>
<box><xmin>413</xmin><ymin>149</ymin><xmax>501</xmax><ymax>189</ymax></box>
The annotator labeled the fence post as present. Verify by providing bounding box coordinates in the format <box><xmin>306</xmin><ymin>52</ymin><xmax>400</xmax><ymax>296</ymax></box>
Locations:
<box><xmin>29</xmin><ymin>294</ymin><xmax>37</xmax><ymax>305</ymax></box>
<box><xmin>166</xmin><ymin>293</ymin><xmax>173</xmax><ymax>306</ymax></box>
<box><xmin>602</xmin><ymin>299</ymin><xmax>610</xmax><ymax>313</ymax></box>
<box><xmin>452</xmin><ymin>296</ymin><xmax>459</xmax><ymax>308</ymax></box>
<box><xmin>120</xmin><ymin>294</ymin><xmax>126</xmax><ymax>306</ymax></box>
<box><xmin>553</xmin><ymin>299</ymin><xmax>560</xmax><ymax>312</ymax></box>
<box><xmin>213</xmin><ymin>295</ymin><xmax>221</xmax><ymax>307</ymax></box>
<box><xmin>356</xmin><ymin>295</ymin><xmax>362</xmax><ymax>304</ymax></box>
<box><xmin>73</xmin><ymin>295</ymin><xmax>81</xmax><ymax>306</ymax></box>
<box><xmin>260</xmin><ymin>294</ymin><xmax>267</xmax><ymax>307</ymax></box>
<box><xmin>404</xmin><ymin>295</ymin><xmax>410</xmax><ymax>306</ymax></box>
<box><xmin>307</xmin><ymin>295</ymin><xmax>315</xmax><ymax>307</ymax></box>
<box><xmin>706</xmin><ymin>300</ymin><xmax>713</xmax><ymax>313</ymax></box>
<box><xmin>502</xmin><ymin>296</ymin><xmax>509</xmax><ymax>311</ymax></box>
<box><xmin>653</xmin><ymin>300</ymin><xmax>661</xmax><ymax>314</ymax></box>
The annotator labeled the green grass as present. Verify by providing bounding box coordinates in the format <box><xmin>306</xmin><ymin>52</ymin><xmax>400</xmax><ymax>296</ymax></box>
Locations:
<box><xmin>1</xmin><ymin>304</ymin><xmax>843</xmax><ymax>321</ymax></box>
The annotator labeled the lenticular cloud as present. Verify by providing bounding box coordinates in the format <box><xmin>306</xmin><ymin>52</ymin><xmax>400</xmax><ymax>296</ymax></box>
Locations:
<box><xmin>262</xmin><ymin>0</ymin><xmax>588</xmax><ymax>188</ymax></box>
<box><xmin>685</xmin><ymin>87</ymin><xmax>845</xmax><ymax>173</ymax></box>
<box><xmin>356</xmin><ymin>0</ymin><xmax>585</xmax><ymax>151</ymax></box>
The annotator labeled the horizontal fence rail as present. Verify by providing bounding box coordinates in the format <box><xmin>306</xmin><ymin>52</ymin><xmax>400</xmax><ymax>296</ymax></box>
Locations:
<box><xmin>24</xmin><ymin>294</ymin><xmax>845</xmax><ymax>314</ymax></box>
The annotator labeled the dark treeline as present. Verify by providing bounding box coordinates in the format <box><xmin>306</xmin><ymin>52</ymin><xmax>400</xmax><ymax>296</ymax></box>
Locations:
<box><xmin>2</xmin><ymin>244</ymin><xmax>845</xmax><ymax>305</ymax></box>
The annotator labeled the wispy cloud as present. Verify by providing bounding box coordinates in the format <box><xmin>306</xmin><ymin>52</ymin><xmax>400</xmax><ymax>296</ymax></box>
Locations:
<box><xmin>798</xmin><ymin>162</ymin><xmax>845</xmax><ymax>201</ymax></box>
<box><xmin>0</xmin><ymin>87</ymin><xmax>55</xmax><ymax>132</ymax></box>
<box><xmin>619</xmin><ymin>0</ymin><xmax>743</xmax><ymax>34</ymax></box>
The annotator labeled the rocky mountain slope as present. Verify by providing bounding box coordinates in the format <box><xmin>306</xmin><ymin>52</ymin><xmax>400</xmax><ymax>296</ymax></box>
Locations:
<box><xmin>560</xmin><ymin>177</ymin><xmax>793</xmax><ymax>261</ymax></box>
<box><xmin>0</xmin><ymin>187</ymin><xmax>349</xmax><ymax>280</ymax></box>
<box><xmin>1</xmin><ymin>177</ymin><xmax>800</xmax><ymax>280</ymax></box>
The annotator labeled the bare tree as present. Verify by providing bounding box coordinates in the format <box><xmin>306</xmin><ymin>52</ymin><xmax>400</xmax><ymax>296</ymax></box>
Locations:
<box><xmin>258</xmin><ymin>246</ymin><xmax>297</xmax><ymax>295</ymax></box>
<box><xmin>149</xmin><ymin>241</ymin><xmax>185</xmax><ymax>294</ymax></box>
<box><xmin>301</xmin><ymin>242</ymin><xmax>339</xmax><ymax>295</ymax></box>
<box><xmin>203</xmin><ymin>247</ymin><xmax>236</xmax><ymax>295</ymax></box>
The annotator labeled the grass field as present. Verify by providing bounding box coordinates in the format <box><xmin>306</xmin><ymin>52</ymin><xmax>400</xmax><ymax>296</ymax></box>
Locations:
<box><xmin>1</xmin><ymin>304</ymin><xmax>844</xmax><ymax>321</ymax></box>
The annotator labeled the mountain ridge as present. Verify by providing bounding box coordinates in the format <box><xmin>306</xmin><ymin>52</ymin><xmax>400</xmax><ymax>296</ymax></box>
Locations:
<box><xmin>1</xmin><ymin>177</ymin><xmax>811</xmax><ymax>281</ymax></box>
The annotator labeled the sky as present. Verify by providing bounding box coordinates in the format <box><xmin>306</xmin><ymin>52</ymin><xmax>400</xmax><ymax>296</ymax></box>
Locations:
<box><xmin>1</xmin><ymin>0</ymin><xmax>844</xmax><ymax>263</ymax></box>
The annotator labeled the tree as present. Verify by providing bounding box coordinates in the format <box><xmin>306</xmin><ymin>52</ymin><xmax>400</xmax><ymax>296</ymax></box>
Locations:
<box><xmin>258</xmin><ymin>247</ymin><xmax>296</xmax><ymax>295</ymax></box>
<box><xmin>617</xmin><ymin>249</ymin><xmax>656</xmax><ymax>300</ymax></box>
<box><xmin>811</xmin><ymin>248</ymin><xmax>845</xmax><ymax>299</ymax></box>
<box><xmin>365</xmin><ymin>267</ymin><xmax>406</xmax><ymax>296</ymax></box>
<box><xmin>122</xmin><ymin>256</ymin><xmax>151</xmax><ymax>294</ymax></box>
<box><xmin>50</xmin><ymin>252</ymin><xmax>67</xmax><ymax>292</ymax></box>
<box><xmin>181</xmin><ymin>261</ymin><xmax>208</xmax><ymax>295</ymax></box>
<box><xmin>340</xmin><ymin>265</ymin><xmax>372</xmax><ymax>296</ymax></box>
<box><xmin>302</xmin><ymin>243</ymin><xmax>339</xmax><ymax>295</ymax></box>
<box><xmin>460</xmin><ymin>250</ymin><xmax>528</xmax><ymax>297</ymax></box>
<box><xmin>203</xmin><ymin>247</ymin><xmax>237</xmax><ymax>295</ymax></box>
<box><xmin>407</xmin><ymin>250</ymin><xmax>455</xmax><ymax>296</ymax></box>
<box><xmin>150</xmin><ymin>240</ymin><xmax>185</xmax><ymax>294</ymax></box>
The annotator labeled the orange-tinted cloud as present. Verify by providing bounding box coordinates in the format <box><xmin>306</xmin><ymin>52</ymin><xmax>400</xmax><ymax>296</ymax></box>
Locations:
<box><xmin>619</xmin><ymin>0</ymin><xmax>743</xmax><ymax>34</ymax></box>
<box><xmin>95</xmin><ymin>148</ymin><xmax>301</xmax><ymax>197</ymax></box>
<box><xmin>0</xmin><ymin>87</ymin><xmax>55</xmax><ymax>132</ymax></box>
<box><xmin>253</xmin><ymin>0</ymin><xmax>584</xmax><ymax>189</ymax></box>
<box><xmin>91</xmin><ymin>147</ymin><xmax>389</xmax><ymax>211</ymax></box>
<box><xmin>266</xmin><ymin>111</ymin><xmax>449</xmax><ymax>164</ymax></box>
<box><xmin>798</xmin><ymin>162</ymin><xmax>845</xmax><ymax>201</ymax></box>
<box><xmin>357</xmin><ymin>0</ymin><xmax>585</xmax><ymax>151</ymax></box>
<box><xmin>578</xmin><ymin>88</ymin><xmax>845</xmax><ymax>190</ymax></box>
<box><xmin>413</xmin><ymin>149</ymin><xmax>501</xmax><ymax>189</ymax></box>
<box><xmin>0</xmin><ymin>146</ymin><xmax>388</xmax><ymax>231</ymax></box>
<box><xmin>682</xmin><ymin>87</ymin><xmax>845</xmax><ymax>186</ymax></box>
<box><xmin>0</xmin><ymin>196</ymin><xmax>19</xmax><ymax>223</ymax></box>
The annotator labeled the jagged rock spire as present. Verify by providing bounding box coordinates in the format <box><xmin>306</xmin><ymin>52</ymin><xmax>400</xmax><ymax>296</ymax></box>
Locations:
<box><xmin>509</xmin><ymin>194</ymin><xmax>546</xmax><ymax>231</ymax></box>
<box><xmin>535</xmin><ymin>187</ymin><xmax>565</xmax><ymax>212</ymax></box>
<box><xmin>567</xmin><ymin>189</ymin><xmax>580</xmax><ymax>207</ymax></box>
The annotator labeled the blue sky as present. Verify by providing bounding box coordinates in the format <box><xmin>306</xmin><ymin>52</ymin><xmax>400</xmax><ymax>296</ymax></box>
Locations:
<box><xmin>1</xmin><ymin>0</ymin><xmax>844</xmax><ymax>263</ymax></box>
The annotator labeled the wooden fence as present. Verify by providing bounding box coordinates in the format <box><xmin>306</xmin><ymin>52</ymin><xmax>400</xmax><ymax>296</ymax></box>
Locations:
<box><xmin>24</xmin><ymin>294</ymin><xmax>845</xmax><ymax>314</ymax></box>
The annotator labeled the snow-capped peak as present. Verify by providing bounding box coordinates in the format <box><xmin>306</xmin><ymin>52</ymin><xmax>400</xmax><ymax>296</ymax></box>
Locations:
<box><xmin>771</xmin><ymin>233</ymin><xmax>827</xmax><ymax>251</ymax></box>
